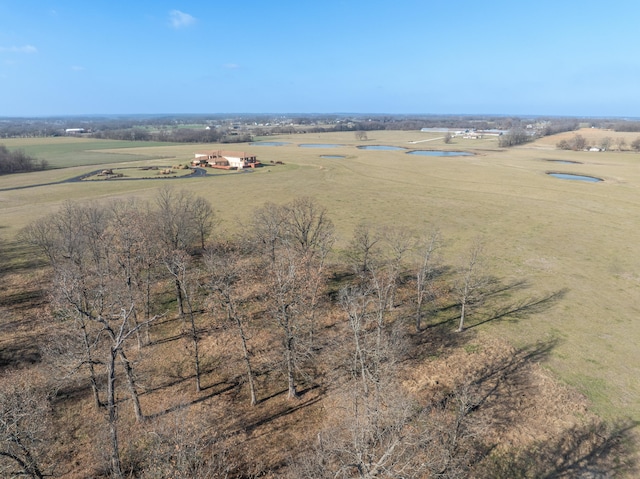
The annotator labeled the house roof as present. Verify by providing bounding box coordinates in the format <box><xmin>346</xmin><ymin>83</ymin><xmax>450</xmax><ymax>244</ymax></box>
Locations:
<box><xmin>194</xmin><ymin>150</ymin><xmax>256</xmax><ymax>159</ymax></box>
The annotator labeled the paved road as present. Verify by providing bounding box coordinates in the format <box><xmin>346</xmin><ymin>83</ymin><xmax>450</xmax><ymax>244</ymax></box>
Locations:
<box><xmin>0</xmin><ymin>167</ymin><xmax>232</xmax><ymax>192</ymax></box>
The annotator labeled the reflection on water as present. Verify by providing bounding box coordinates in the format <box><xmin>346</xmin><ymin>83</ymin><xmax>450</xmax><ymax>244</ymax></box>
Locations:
<box><xmin>407</xmin><ymin>150</ymin><xmax>473</xmax><ymax>157</ymax></box>
<box><xmin>548</xmin><ymin>173</ymin><xmax>602</xmax><ymax>182</ymax></box>
<box><xmin>357</xmin><ymin>145</ymin><xmax>407</xmax><ymax>151</ymax></box>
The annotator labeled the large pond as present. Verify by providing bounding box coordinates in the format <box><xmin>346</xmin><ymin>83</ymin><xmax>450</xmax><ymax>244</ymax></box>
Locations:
<box><xmin>547</xmin><ymin>173</ymin><xmax>603</xmax><ymax>183</ymax></box>
<box><xmin>407</xmin><ymin>150</ymin><xmax>474</xmax><ymax>157</ymax></box>
<box><xmin>357</xmin><ymin>145</ymin><xmax>407</xmax><ymax>151</ymax></box>
<box><xmin>299</xmin><ymin>143</ymin><xmax>344</xmax><ymax>148</ymax></box>
<box><xmin>249</xmin><ymin>141</ymin><xmax>289</xmax><ymax>146</ymax></box>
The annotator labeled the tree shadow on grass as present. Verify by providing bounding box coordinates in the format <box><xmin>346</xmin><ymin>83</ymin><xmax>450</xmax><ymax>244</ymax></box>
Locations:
<box><xmin>466</xmin><ymin>287</ymin><xmax>569</xmax><ymax>331</ymax></box>
<box><xmin>423</xmin><ymin>337</ymin><xmax>637</xmax><ymax>478</ymax></box>
<box><xmin>146</xmin><ymin>378</ymin><xmax>241</xmax><ymax>420</ymax></box>
<box><xmin>0</xmin><ymin>335</ymin><xmax>41</xmax><ymax>369</ymax></box>
<box><xmin>241</xmin><ymin>391</ymin><xmax>323</xmax><ymax>438</ymax></box>
<box><xmin>472</xmin><ymin>340</ymin><xmax>637</xmax><ymax>477</ymax></box>
<box><xmin>478</xmin><ymin>419</ymin><xmax>638</xmax><ymax>478</ymax></box>
<box><xmin>423</xmin><ymin>279</ymin><xmax>568</xmax><ymax>333</ymax></box>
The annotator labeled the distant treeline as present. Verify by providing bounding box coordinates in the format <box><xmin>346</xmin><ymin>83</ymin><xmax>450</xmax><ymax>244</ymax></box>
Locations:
<box><xmin>0</xmin><ymin>144</ymin><xmax>48</xmax><ymax>174</ymax></box>
<box><xmin>608</xmin><ymin>122</ymin><xmax>640</xmax><ymax>132</ymax></box>
<box><xmin>0</xmin><ymin>114</ymin><xmax>590</xmax><ymax>143</ymax></box>
<box><xmin>89</xmin><ymin>128</ymin><xmax>251</xmax><ymax>143</ymax></box>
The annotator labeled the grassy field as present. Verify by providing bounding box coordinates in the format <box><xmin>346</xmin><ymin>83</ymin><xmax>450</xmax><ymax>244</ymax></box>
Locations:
<box><xmin>2</xmin><ymin>129</ymin><xmax>640</xmax><ymax>424</ymax></box>
<box><xmin>1</xmin><ymin>137</ymin><xmax>182</xmax><ymax>168</ymax></box>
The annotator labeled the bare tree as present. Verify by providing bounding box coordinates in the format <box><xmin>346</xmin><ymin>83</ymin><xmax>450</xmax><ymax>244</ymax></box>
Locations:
<box><xmin>154</xmin><ymin>186</ymin><xmax>213</xmax><ymax>316</ymax></box>
<box><xmin>252</xmin><ymin>197</ymin><xmax>334</xmax><ymax>399</ymax></box>
<box><xmin>251</xmin><ymin>201</ymin><xmax>287</xmax><ymax>263</ymax></box>
<box><xmin>108</xmin><ymin>198</ymin><xmax>157</xmax><ymax>348</ymax></box>
<box><xmin>22</xmin><ymin>203</ymin><xmax>106</xmax><ymax>409</ymax></box>
<box><xmin>140</xmin><ymin>411</ymin><xmax>235</xmax><ymax>478</ymax></box>
<box><xmin>292</xmin><ymin>382</ymin><xmax>482</xmax><ymax>479</ymax></box>
<box><xmin>339</xmin><ymin>284</ymin><xmax>374</xmax><ymax>395</ymax></box>
<box><xmin>455</xmin><ymin>239</ymin><xmax>486</xmax><ymax>332</ymax></box>
<box><xmin>599</xmin><ymin>136</ymin><xmax>612</xmax><ymax>151</ymax></box>
<box><xmin>192</xmin><ymin>196</ymin><xmax>216</xmax><ymax>251</ymax></box>
<box><xmin>616</xmin><ymin>137</ymin><xmax>627</xmax><ymax>151</ymax></box>
<box><xmin>102</xmin><ymin>307</ymin><xmax>158</xmax><ymax>478</ymax></box>
<box><xmin>282</xmin><ymin>196</ymin><xmax>335</xmax><ymax>258</ymax></box>
<box><xmin>444</xmin><ymin>132</ymin><xmax>452</xmax><ymax>144</ymax></box>
<box><xmin>415</xmin><ymin>228</ymin><xmax>441</xmax><ymax>331</ymax></box>
<box><xmin>379</xmin><ymin>225</ymin><xmax>413</xmax><ymax>310</ymax></box>
<box><xmin>0</xmin><ymin>373</ymin><xmax>51</xmax><ymax>479</ymax></box>
<box><xmin>346</xmin><ymin>222</ymin><xmax>382</xmax><ymax>275</ymax></box>
<box><xmin>205</xmin><ymin>242</ymin><xmax>258</xmax><ymax>406</ymax></box>
<box><xmin>165</xmin><ymin>250</ymin><xmax>204</xmax><ymax>392</ymax></box>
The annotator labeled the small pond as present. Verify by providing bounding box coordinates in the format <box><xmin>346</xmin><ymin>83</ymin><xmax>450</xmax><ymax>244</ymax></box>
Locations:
<box><xmin>547</xmin><ymin>173</ymin><xmax>603</xmax><ymax>183</ymax></box>
<box><xmin>299</xmin><ymin>143</ymin><xmax>344</xmax><ymax>148</ymax></box>
<box><xmin>249</xmin><ymin>141</ymin><xmax>289</xmax><ymax>146</ymax></box>
<box><xmin>407</xmin><ymin>150</ymin><xmax>474</xmax><ymax>157</ymax></box>
<box><xmin>320</xmin><ymin>155</ymin><xmax>345</xmax><ymax>159</ymax></box>
<box><xmin>357</xmin><ymin>145</ymin><xmax>407</xmax><ymax>151</ymax></box>
<box><xmin>546</xmin><ymin>159</ymin><xmax>582</xmax><ymax>164</ymax></box>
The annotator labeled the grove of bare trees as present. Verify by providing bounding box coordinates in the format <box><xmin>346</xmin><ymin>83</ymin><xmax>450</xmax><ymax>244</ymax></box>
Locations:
<box><xmin>1</xmin><ymin>191</ymin><xmax>632</xmax><ymax>478</ymax></box>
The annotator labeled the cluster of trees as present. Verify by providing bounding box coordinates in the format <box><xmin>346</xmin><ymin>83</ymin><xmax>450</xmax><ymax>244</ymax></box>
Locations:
<box><xmin>556</xmin><ymin>134</ymin><xmax>640</xmax><ymax>151</ymax></box>
<box><xmin>0</xmin><ymin>145</ymin><xmax>48</xmax><ymax>174</ymax></box>
<box><xmin>497</xmin><ymin>129</ymin><xmax>532</xmax><ymax>147</ymax></box>
<box><xmin>2</xmin><ymin>190</ymin><xmax>630</xmax><ymax>478</ymax></box>
<box><xmin>556</xmin><ymin>134</ymin><xmax>588</xmax><ymax>151</ymax></box>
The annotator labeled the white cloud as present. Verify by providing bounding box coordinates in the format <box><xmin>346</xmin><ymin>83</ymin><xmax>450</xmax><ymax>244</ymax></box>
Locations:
<box><xmin>169</xmin><ymin>10</ymin><xmax>196</xmax><ymax>29</ymax></box>
<box><xmin>0</xmin><ymin>45</ymin><xmax>37</xmax><ymax>54</ymax></box>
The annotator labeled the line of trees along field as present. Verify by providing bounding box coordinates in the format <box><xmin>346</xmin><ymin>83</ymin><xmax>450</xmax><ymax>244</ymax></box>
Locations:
<box><xmin>0</xmin><ymin>144</ymin><xmax>48</xmax><ymax>174</ymax></box>
<box><xmin>1</xmin><ymin>188</ymin><xmax>632</xmax><ymax>478</ymax></box>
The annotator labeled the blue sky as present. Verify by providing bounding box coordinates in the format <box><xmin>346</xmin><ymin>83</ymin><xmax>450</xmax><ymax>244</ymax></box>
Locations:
<box><xmin>1</xmin><ymin>0</ymin><xmax>639</xmax><ymax>117</ymax></box>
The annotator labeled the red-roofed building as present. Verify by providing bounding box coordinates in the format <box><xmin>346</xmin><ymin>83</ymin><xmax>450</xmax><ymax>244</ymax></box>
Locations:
<box><xmin>192</xmin><ymin>150</ymin><xmax>260</xmax><ymax>169</ymax></box>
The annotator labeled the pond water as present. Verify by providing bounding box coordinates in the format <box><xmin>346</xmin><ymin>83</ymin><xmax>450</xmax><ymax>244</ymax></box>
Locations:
<box><xmin>299</xmin><ymin>143</ymin><xmax>344</xmax><ymax>148</ymax></box>
<box><xmin>357</xmin><ymin>145</ymin><xmax>407</xmax><ymax>151</ymax></box>
<box><xmin>548</xmin><ymin>173</ymin><xmax>602</xmax><ymax>182</ymax></box>
<box><xmin>320</xmin><ymin>155</ymin><xmax>345</xmax><ymax>159</ymax></box>
<box><xmin>249</xmin><ymin>141</ymin><xmax>289</xmax><ymax>146</ymax></box>
<box><xmin>547</xmin><ymin>159</ymin><xmax>582</xmax><ymax>164</ymax></box>
<box><xmin>407</xmin><ymin>150</ymin><xmax>474</xmax><ymax>157</ymax></box>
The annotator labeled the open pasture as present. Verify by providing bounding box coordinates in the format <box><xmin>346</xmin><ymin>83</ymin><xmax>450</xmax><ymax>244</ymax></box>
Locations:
<box><xmin>1</xmin><ymin>136</ymin><xmax>182</xmax><ymax>168</ymax></box>
<box><xmin>2</xmin><ymin>129</ymin><xmax>640</xmax><ymax>424</ymax></box>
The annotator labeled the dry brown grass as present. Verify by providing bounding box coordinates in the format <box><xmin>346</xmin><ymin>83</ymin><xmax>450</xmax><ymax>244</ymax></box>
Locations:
<box><xmin>2</xmin><ymin>258</ymin><xmax>634</xmax><ymax>477</ymax></box>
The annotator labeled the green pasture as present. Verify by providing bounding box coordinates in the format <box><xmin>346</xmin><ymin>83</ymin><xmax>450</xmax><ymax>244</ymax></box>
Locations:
<box><xmin>1</xmin><ymin>137</ymin><xmax>182</xmax><ymax>168</ymax></box>
<box><xmin>2</xmin><ymin>130</ymin><xmax>640</xmax><ymax>425</ymax></box>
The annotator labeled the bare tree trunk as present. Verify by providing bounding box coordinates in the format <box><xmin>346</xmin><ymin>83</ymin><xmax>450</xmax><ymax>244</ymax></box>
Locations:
<box><xmin>415</xmin><ymin>229</ymin><xmax>439</xmax><ymax>332</ymax></box>
<box><xmin>458</xmin><ymin>298</ymin><xmax>467</xmax><ymax>333</ymax></box>
<box><xmin>285</xmin><ymin>331</ymin><xmax>298</xmax><ymax>400</ymax></box>
<box><xmin>118</xmin><ymin>350</ymin><xmax>144</xmax><ymax>422</ymax></box>
<box><xmin>107</xmin><ymin>348</ymin><xmax>123</xmax><ymax>479</ymax></box>
<box><xmin>175</xmin><ymin>277</ymin><xmax>185</xmax><ymax>316</ymax></box>
<box><xmin>229</xmin><ymin>304</ymin><xmax>257</xmax><ymax>405</ymax></box>
<box><xmin>456</xmin><ymin>239</ymin><xmax>484</xmax><ymax>333</ymax></box>
<box><xmin>78</xmin><ymin>317</ymin><xmax>102</xmax><ymax>409</ymax></box>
